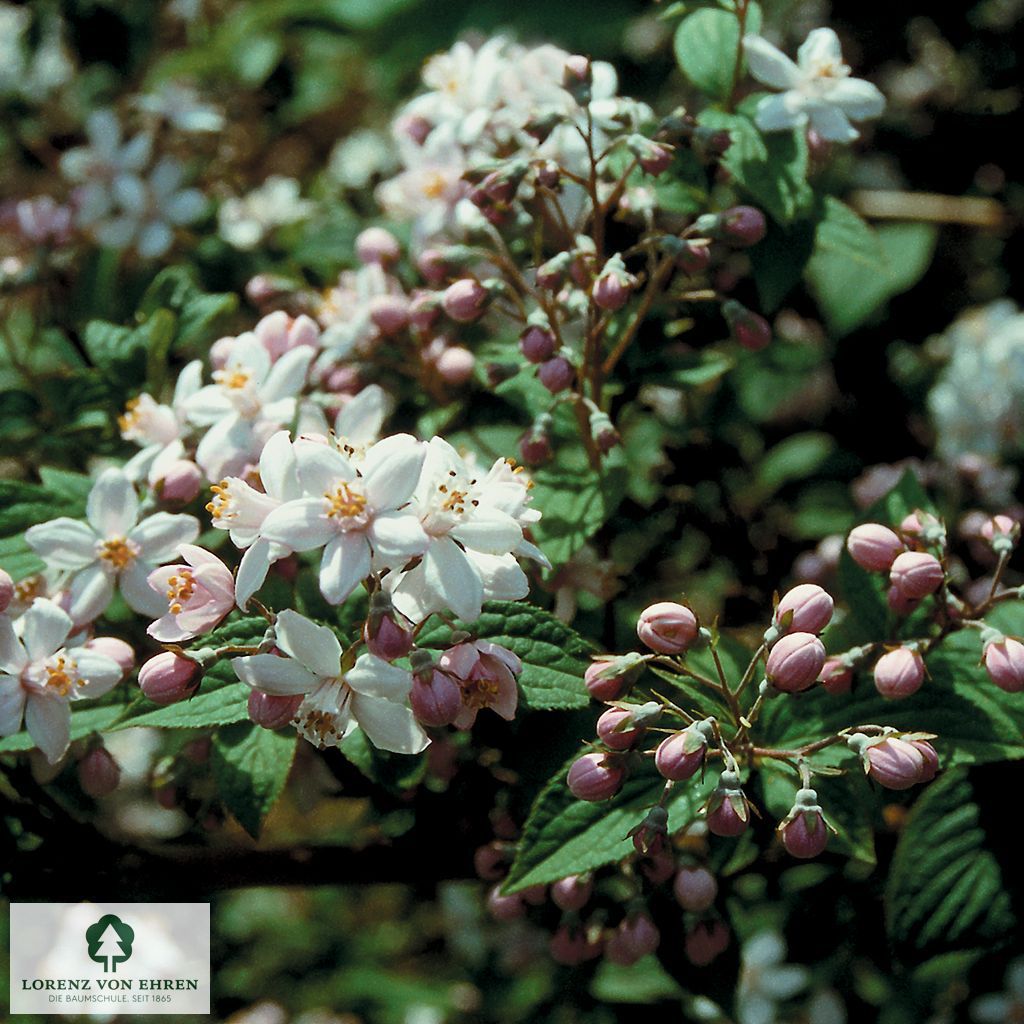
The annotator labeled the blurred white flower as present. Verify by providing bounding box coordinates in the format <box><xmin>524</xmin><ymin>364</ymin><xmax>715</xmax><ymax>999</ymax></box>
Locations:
<box><xmin>329</xmin><ymin>128</ymin><xmax>397</xmax><ymax>189</ymax></box>
<box><xmin>743</xmin><ymin>28</ymin><xmax>885</xmax><ymax>142</ymax></box>
<box><xmin>971</xmin><ymin>959</ymin><xmax>1024</xmax><ymax>1023</ymax></box>
<box><xmin>135</xmin><ymin>82</ymin><xmax>225</xmax><ymax>133</ymax></box>
<box><xmin>0</xmin><ymin>3</ymin><xmax>73</xmax><ymax>101</ymax></box>
<box><xmin>735</xmin><ymin>932</ymin><xmax>810</xmax><ymax>1024</ymax></box>
<box><xmin>218</xmin><ymin>176</ymin><xmax>315</xmax><ymax>250</ymax></box>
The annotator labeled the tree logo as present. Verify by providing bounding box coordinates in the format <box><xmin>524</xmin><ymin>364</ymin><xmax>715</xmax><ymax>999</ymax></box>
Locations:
<box><xmin>85</xmin><ymin>914</ymin><xmax>135</xmax><ymax>973</ymax></box>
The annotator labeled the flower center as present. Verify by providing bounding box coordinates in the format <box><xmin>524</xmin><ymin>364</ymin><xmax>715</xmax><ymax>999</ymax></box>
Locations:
<box><xmin>462</xmin><ymin>671</ymin><xmax>500</xmax><ymax>709</ymax></box>
<box><xmin>165</xmin><ymin>569</ymin><xmax>196</xmax><ymax>614</ymax></box>
<box><xmin>294</xmin><ymin>680</ymin><xmax>351</xmax><ymax>747</ymax></box>
<box><xmin>44</xmin><ymin>654</ymin><xmax>80</xmax><ymax>697</ymax></box>
<box><xmin>117</xmin><ymin>397</ymin><xmax>142</xmax><ymax>434</ymax></box>
<box><xmin>325</xmin><ymin>482</ymin><xmax>368</xmax><ymax>525</ymax></box>
<box><xmin>423</xmin><ymin>171</ymin><xmax>449</xmax><ymax>200</ymax></box>
<box><xmin>97</xmin><ymin>536</ymin><xmax>139</xmax><ymax>571</ymax></box>
<box><xmin>206</xmin><ymin>480</ymin><xmax>232</xmax><ymax>522</ymax></box>
<box><xmin>213</xmin><ymin>368</ymin><xmax>252</xmax><ymax>390</ymax></box>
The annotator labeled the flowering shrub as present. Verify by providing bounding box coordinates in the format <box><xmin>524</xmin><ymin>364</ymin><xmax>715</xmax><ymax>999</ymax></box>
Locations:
<box><xmin>1</xmin><ymin>0</ymin><xmax>1022</xmax><ymax>1019</ymax></box>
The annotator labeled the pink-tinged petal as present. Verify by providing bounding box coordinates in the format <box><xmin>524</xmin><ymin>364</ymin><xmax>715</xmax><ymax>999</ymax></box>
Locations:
<box><xmin>0</xmin><ymin>675</ymin><xmax>27</xmax><ymax>736</ymax></box>
<box><xmin>20</xmin><ymin>599</ymin><xmax>73</xmax><ymax>661</ymax></box>
<box><xmin>259</xmin><ymin>431</ymin><xmax>301</xmax><ymax>502</ymax></box>
<box><xmin>439</xmin><ymin>643</ymin><xmax>480</xmax><ymax>680</ymax></box>
<box><xmin>189</xmin><ymin>559</ymin><xmax>235</xmax><ymax>605</ymax></box>
<box><xmin>232</xmin><ymin>653</ymin><xmax>318</xmax><ymax>694</ymax></box>
<box><xmin>129</xmin><ymin>512</ymin><xmax>200</xmax><ymax>563</ymax></box>
<box><xmin>295</xmin><ymin>442</ymin><xmax>355</xmax><ymax>495</ymax></box>
<box><xmin>120</xmin><ymin>561</ymin><xmax>167</xmax><ymax>617</ymax></box>
<box><xmin>148</xmin><ymin>563</ymin><xmax>182</xmax><ymax>595</ymax></box>
<box><xmin>478</xmin><ymin>640</ymin><xmax>523</xmax><ymax>675</ymax></box>
<box><xmin>350</xmin><ymin>693</ymin><xmax>429</xmax><ymax>754</ymax></box>
<box><xmin>0</xmin><ymin>618</ymin><xmax>28</xmax><ymax>674</ymax></box>
<box><xmin>452</xmin><ymin>506</ymin><xmax>522</xmax><ymax>555</ymax></box>
<box><xmin>87</xmin><ymin>468</ymin><xmax>139</xmax><ymax>537</ymax></box>
<box><xmin>235</xmin><ymin>538</ymin><xmax>273</xmax><ymax>609</ymax></box>
<box><xmin>25</xmin><ymin>518</ymin><xmax>97</xmax><ymax>570</ymax></box>
<box><xmin>261</xmin><ymin>345</ymin><xmax>314</xmax><ymax>403</ymax></box>
<box><xmin>743</xmin><ymin>36</ymin><xmax>802</xmax><ymax>90</ymax></box>
<box><xmin>147</xmin><ymin>614</ymin><xmax>190</xmax><ymax>643</ymax></box>
<box><xmin>260</xmin><ymin>499</ymin><xmax>336</xmax><ymax>552</ymax></box>
<box><xmin>490</xmin><ymin>671</ymin><xmax>519</xmax><ymax>720</ymax></box>
<box><xmin>362</xmin><ymin>435</ymin><xmax>425</xmax><ymax>510</ymax></box>
<box><xmin>25</xmin><ymin>691</ymin><xmax>71</xmax><ymax>764</ymax></box>
<box><xmin>319</xmin><ymin>533</ymin><xmax>372</xmax><ymax>606</ymax></box>
<box><xmin>368</xmin><ymin>511</ymin><xmax>427</xmax><ymax>563</ymax></box>
<box><xmin>73</xmin><ymin>651</ymin><xmax>122</xmax><ymax>698</ymax></box>
<box><xmin>67</xmin><ymin>565</ymin><xmax>116</xmax><ymax>626</ymax></box>
<box><xmin>452</xmin><ymin>702</ymin><xmax>478</xmax><ymax>730</ymax></box>
<box><xmin>346</xmin><ymin>654</ymin><xmax>413</xmax><ymax>700</ymax></box>
<box><xmin>275</xmin><ymin>609</ymin><xmax>342</xmax><ymax>679</ymax></box>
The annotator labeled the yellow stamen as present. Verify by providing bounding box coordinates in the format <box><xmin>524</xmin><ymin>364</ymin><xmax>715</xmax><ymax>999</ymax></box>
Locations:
<box><xmin>325</xmin><ymin>483</ymin><xmax>367</xmax><ymax>521</ymax></box>
<box><xmin>97</xmin><ymin>536</ymin><xmax>138</xmax><ymax>570</ymax></box>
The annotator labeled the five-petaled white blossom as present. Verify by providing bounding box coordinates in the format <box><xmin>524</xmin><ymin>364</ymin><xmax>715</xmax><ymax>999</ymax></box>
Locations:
<box><xmin>742</xmin><ymin>29</ymin><xmax>885</xmax><ymax>143</ymax></box>
<box><xmin>25</xmin><ymin>468</ymin><xmax>199</xmax><ymax>625</ymax></box>
<box><xmin>232</xmin><ymin>609</ymin><xmax>428</xmax><ymax>753</ymax></box>
<box><xmin>0</xmin><ymin>599</ymin><xmax>122</xmax><ymax>763</ymax></box>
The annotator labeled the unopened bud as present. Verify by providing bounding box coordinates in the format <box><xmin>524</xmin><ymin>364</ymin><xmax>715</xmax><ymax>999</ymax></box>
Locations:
<box><xmin>519</xmin><ymin>325</ymin><xmax>556</xmax><ymax>364</ymax></box>
<box><xmin>781</xmin><ymin>807</ymin><xmax>829</xmax><ymax>858</ymax></box>
<box><xmin>637</xmin><ymin>601</ymin><xmax>698</xmax><ymax>654</ymax></box>
<box><xmin>983</xmin><ymin>637</ymin><xmax>1024</xmax><ymax>693</ymax></box>
<box><xmin>847</xmin><ymin>523</ymin><xmax>904</xmax><ymax>571</ymax></box>
<box><xmin>538</xmin><ymin>356</ymin><xmax>574</xmax><ymax>394</ymax></box>
<box><xmin>592</xmin><ymin>255</ymin><xmax>637</xmax><ymax>312</ymax></box>
<box><xmin>723</xmin><ymin>299</ymin><xmax>771</xmax><ymax>351</ymax></box>
<box><xmin>562</xmin><ymin>55</ymin><xmax>593</xmax><ymax>104</ymax></box>
<box><xmin>818</xmin><ymin>656</ymin><xmax>852</xmax><ymax>695</ymax></box>
<box><xmin>78</xmin><ymin>746</ymin><xmax>121</xmax><ymax>798</ymax></box>
<box><xmin>487</xmin><ymin>885</ymin><xmax>525</xmax><ymax>922</ymax></box>
<box><xmin>355</xmin><ymin>226</ymin><xmax>401</xmax><ymax>266</ymax></box>
<box><xmin>773</xmin><ymin>584</ymin><xmax>834</xmax><ymax>636</ymax></box>
<box><xmin>673</xmin><ymin>866</ymin><xmax>718</xmax><ymax>912</ymax></box>
<box><xmin>889</xmin><ymin>551</ymin><xmax>944</xmax><ymax>600</ymax></box>
<box><xmin>584</xmin><ymin>654</ymin><xmax>643</xmax><ymax>701</ymax></box>
<box><xmin>605</xmin><ymin>913</ymin><xmax>660</xmax><ymax>966</ymax></box>
<box><xmin>138</xmin><ymin>652</ymin><xmax>200</xmax><ymax>705</ymax></box>
<box><xmin>247</xmin><ymin>689</ymin><xmax>302</xmax><ymax>730</ymax></box>
<box><xmin>655</xmin><ymin>727</ymin><xmax>706</xmax><ymax>781</ymax></box>
<box><xmin>685</xmin><ymin>920</ymin><xmax>730</xmax><ymax>966</ymax></box>
<box><xmin>567</xmin><ymin>752</ymin><xmax>624</xmax><ymax>802</ymax></box>
<box><xmin>597</xmin><ymin>706</ymin><xmax>645</xmax><ymax>751</ymax></box>
<box><xmin>719</xmin><ymin>206</ymin><xmax>767</xmax><ymax>247</ymax></box>
<box><xmin>157</xmin><ymin>460</ymin><xmax>203</xmax><ymax>505</ymax></box>
<box><xmin>766</xmin><ymin>632</ymin><xmax>826</xmax><ymax>692</ymax></box>
<box><xmin>864</xmin><ymin>737</ymin><xmax>929</xmax><ymax>790</ymax></box>
<box><xmin>364</xmin><ymin>598</ymin><xmax>414</xmax><ymax>661</ymax></box>
<box><xmin>410</xmin><ymin>670</ymin><xmax>462</xmax><ymax>727</ymax></box>
<box><xmin>551</xmin><ymin>874</ymin><xmax>593</xmax><ymax>912</ymax></box>
<box><xmin>873</xmin><ymin>647</ymin><xmax>925</xmax><ymax>699</ymax></box>
<box><xmin>84</xmin><ymin>636</ymin><xmax>135</xmax><ymax>675</ymax></box>
<box><xmin>442</xmin><ymin>278</ymin><xmax>488</xmax><ymax>322</ymax></box>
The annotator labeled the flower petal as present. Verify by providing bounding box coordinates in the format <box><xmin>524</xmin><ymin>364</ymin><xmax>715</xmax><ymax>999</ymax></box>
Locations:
<box><xmin>129</xmin><ymin>512</ymin><xmax>200</xmax><ymax>563</ymax></box>
<box><xmin>236</xmin><ymin>538</ymin><xmax>273</xmax><ymax>610</ymax></box>
<box><xmin>0</xmin><ymin>616</ymin><xmax>28</xmax><ymax>674</ymax></box>
<box><xmin>0</xmin><ymin>675</ymin><xmax>27</xmax><ymax>737</ymax></box>
<box><xmin>260</xmin><ymin>499</ymin><xmax>336</xmax><ymax>552</ymax></box>
<box><xmin>120</xmin><ymin>560</ymin><xmax>168</xmax><ymax>617</ymax></box>
<box><xmin>350</xmin><ymin>692</ymin><xmax>429</xmax><ymax>754</ymax></box>
<box><xmin>452</xmin><ymin>506</ymin><xmax>522</xmax><ymax>554</ymax></box>
<box><xmin>74</xmin><ymin>651</ymin><xmax>123</xmax><ymax>699</ymax></box>
<box><xmin>232</xmin><ymin>653</ymin><xmax>318</xmax><ymax>695</ymax></box>
<box><xmin>368</xmin><ymin>510</ymin><xmax>427</xmax><ymax>563</ymax></box>
<box><xmin>319</xmin><ymin>533</ymin><xmax>372</xmax><ymax>605</ymax></box>
<box><xmin>275</xmin><ymin>608</ymin><xmax>342</xmax><ymax>679</ymax></box>
<box><xmin>295</xmin><ymin>442</ymin><xmax>355</xmax><ymax>496</ymax></box>
<box><xmin>797</xmin><ymin>27</ymin><xmax>843</xmax><ymax>71</ymax></box>
<box><xmin>67</xmin><ymin>565</ymin><xmax>116</xmax><ymax>626</ymax></box>
<box><xmin>346</xmin><ymin>654</ymin><xmax>413</xmax><ymax>700</ymax></box>
<box><xmin>25</xmin><ymin>692</ymin><xmax>71</xmax><ymax>764</ymax></box>
<box><xmin>362</xmin><ymin>435</ymin><xmax>425</xmax><ymax>510</ymax></box>
<box><xmin>87</xmin><ymin>468</ymin><xmax>139</xmax><ymax>537</ymax></box>
<box><xmin>259</xmin><ymin>430</ymin><xmax>302</xmax><ymax>502</ymax></box>
<box><xmin>424</xmin><ymin>537</ymin><xmax>483</xmax><ymax>621</ymax></box>
<box><xmin>807</xmin><ymin>103</ymin><xmax>858</xmax><ymax>142</ymax></box>
<box><xmin>825</xmin><ymin>77</ymin><xmax>885</xmax><ymax>120</ymax></box>
<box><xmin>754</xmin><ymin>92</ymin><xmax>805</xmax><ymax>133</ymax></box>
<box><xmin>25</xmin><ymin>518</ymin><xmax>98</xmax><ymax>570</ymax></box>
<box><xmin>335</xmin><ymin>383</ymin><xmax>392</xmax><ymax>442</ymax></box>
<box><xmin>20</xmin><ymin>599</ymin><xmax>73</xmax><ymax>662</ymax></box>
<box><xmin>743</xmin><ymin>36</ymin><xmax>802</xmax><ymax>90</ymax></box>
<box><xmin>261</xmin><ymin>345</ymin><xmax>314</xmax><ymax>403</ymax></box>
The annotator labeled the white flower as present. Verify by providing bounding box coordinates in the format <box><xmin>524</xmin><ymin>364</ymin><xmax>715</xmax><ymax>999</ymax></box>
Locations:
<box><xmin>218</xmin><ymin>176</ymin><xmax>315</xmax><ymax>251</ymax></box>
<box><xmin>971</xmin><ymin>959</ymin><xmax>1024</xmax><ymax>1024</ymax></box>
<box><xmin>207</xmin><ymin>431</ymin><xmax>303</xmax><ymax>609</ymax></box>
<box><xmin>232</xmin><ymin>609</ymin><xmax>428</xmax><ymax>753</ymax></box>
<box><xmin>735</xmin><ymin>932</ymin><xmax>810</xmax><ymax>1024</ymax></box>
<box><xmin>0</xmin><ymin>4</ymin><xmax>73</xmax><ymax>102</ymax></box>
<box><xmin>742</xmin><ymin>28</ymin><xmax>885</xmax><ymax>142</ymax></box>
<box><xmin>135</xmin><ymin>83</ymin><xmax>225</xmax><ymax>133</ymax></box>
<box><xmin>24</xmin><ymin>469</ymin><xmax>199</xmax><ymax>625</ymax></box>
<box><xmin>0</xmin><ymin>599</ymin><xmax>122</xmax><ymax>763</ymax></box>
<box><xmin>384</xmin><ymin>438</ymin><xmax>533</xmax><ymax>623</ymax></box>
<box><xmin>184</xmin><ymin>335</ymin><xmax>314</xmax><ymax>480</ymax></box>
<box><xmin>259</xmin><ymin>434</ymin><xmax>427</xmax><ymax>605</ymax></box>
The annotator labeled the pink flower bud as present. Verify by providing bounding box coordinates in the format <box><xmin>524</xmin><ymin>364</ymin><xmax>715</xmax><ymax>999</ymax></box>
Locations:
<box><xmin>980</xmin><ymin>514</ymin><xmax>1017</xmax><ymax>543</ymax></box>
<box><xmin>676</xmin><ymin>240</ymin><xmax>712</xmax><ymax>275</ymax></box>
<box><xmin>138</xmin><ymin>652</ymin><xmax>200</xmax><ymax>705</ymax></box>
<box><xmin>637</xmin><ymin>601</ymin><xmax>698</xmax><ymax>654</ymax></box>
<box><xmin>605</xmin><ymin>914</ymin><xmax>660</xmax><ymax>966</ymax></box>
<box><xmin>847</xmin><ymin>523</ymin><xmax>904</xmax><ymax>571</ymax></box>
<box><xmin>819</xmin><ymin>656</ymin><xmax>852</xmax><ymax>695</ymax></box>
<box><xmin>889</xmin><ymin>551</ymin><xmax>944</xmax><ymax>600</ymax></box>
<box><xmin>873</xmin><ymin>647</ymin><xmax>925</xmax><ymax>699</ymax></box>
<box><xmin>774</xmin><ymin>583</ymin><xmax>834</xmax><ymax>635</ymax></box>
<box><xmin>567</xmin><ymin>752</ymin><xmax>624</xmax><ymax>802</ymax></box>
<box><xmin>766</xmin><ymin>632</ymin><xmax>826</xmax><ymax>692</ymax></box>
<box><xmin>84</xmin><ymin>636</ymin><xmax>135</xmax><ymax>675</ymax></box>
<box><xmin>209</xmin><ymin>335</ymin><xmax>235</xmax><ymax>370</ymax></box>
<box><xmin>720</xmin><ymin>206</ymin><xmax>767</xmax><ymax>247</ymax></box>
<box><xmin>408</xmin><ymin>291</ymin><xmax>442</xmax><ymax>332</ymax></box>
<box><xmin>326</xmin><ymin>365</ymin><xmax>361</xmax><ymax>395</ymax></box>
<box><xmin>536</xmin><ymin>252</ymin><xmax>570</xmax><ymax>290</ymax></box>
<box><xmin>247</xmin><ymin>689</ymin><xmax>302</xmax><ymax>730</ymax></box>
<box><xmin>78</xmin><ymin>746</ymin><xmax>121</xmax><ymax>798</ymax></box>
<box><xmin>363</xmin><ymin>613</ymin><xmax>413</xmax><ymax>662</ymax></box>
<box><xmin>155</xmin><ymin>783</ymin><xmax>179</xmax><ymax>809</ymax></box>
<box><xmin>519</xmin><ymin>430</ymin><xmax>553</xmax><ymax>466</ymax></box>
<box><xmin>584</xmin><ymin>660</ymin><xmax>632</xmax><ymax>701</ymax></box>
<box><xmin>0</xmin><ymin>569</ymin><xmax>14</xmax><ymax>613</ymax></box>
<box><xmin>436</xmin><ymin>345</ymin><xmax>475</xmax><ymax>385</ymax></box>
<box><xmin>655</xmin><ymin>729</ymin><xmax>706</xmax><ymax>781</ymax></box>
<box><xmin>865</xmin><ymin>737</ymin><xmax>926</xmax><ymax>790</ymax></box>
<box><xmin>984</xmin><ymin>637</ymin><xmax>1024</xmax><ymax>693</ymax></box>
<box><xmin>410</xmin><ymin>670</ymin><xmax>463</xmax><ymax>727</ymax></box>
<box><xmin>551</xmin><ymin>874</ymin><xmax>593</xmax><ymax>912</ymax></box>
<box><xmin>520</xmin><ymin>883</ymin><xmax>547</xmax><ymax>906</ymax></box>
<box><xmin>183</xmin><ymin>737</ymin><xmax>210</xmax><ymax>763</ymax></box>
<box><xmin>537</xmin><ymin>356</ymin><xmax>574</xmax><ymax>394</ymax></box>
<box><xmin>596</xmin><ymin>706</ymin><xmax>644</xmax><ymax>751</ymax></box>
<box><xmin>519</xmin><ymin>326</ymin><xmax>556</xmax><ymax>364</ymax></box>
<box><xmin>550</xmin><ymin>925</ymin><xmax>602</xmax><ymax>965</ymax></box>
<box><xmin>685</xmin><ymin>920</ymin><xmax>729</xmax><ymax>967</ymax></box>
<box><xmin>640</xmin><ymin>850</ymin><xmax>677</xmax><ymax>884</ymax></box>
<box><xmin>722</xmin><ymin>299</ymin><xmax>771</xmax><ymax>351</ymax></box>
<box><xmin>707</xmin><ymin>796</ymin><xmax>749</xmax><ymax>836</ymax></box>
<box><xmin>355</xmin><ymin>226</ymin><xmax>401</xmax><ymax>266</ymax></box>
<box><xmin>673</xmin><ymin>866</ymin><xmax>717</xmax><ymax>912</ymax></box>
<box><xmin>639</xmin><ymin>143</ymin><xmax>673</xmax><ymax>176</ymax></box>
<box><xmin>487</xmin><ymin>885</ymin><xmax>525</xmax><ymax>922</ymax></box>
<box><xmin>911</xmin><ymin>740</ymin><xmax>939</xmax><ymax>782</ymax></box>
<box><xmin>443</xmin><ymin>278</ymin><xmax>487</xmax><ymax>322</ymax></box>
<box><xmin>473</xmin><ymin>842</ymin><xmax>507</xmax><ymax>881</ymax></box>
<box><xmin>592</xmin><ymin>270</ymin><xmax>633</xmax><ymax>311</ymax></box>
<box><xmin>158</xmin><ymin>460</ymin><xmax>203</xmax><ymax>505</ymax></box>
<box><xmin>781</xmin><ymin>810</ymin><xmax>829</xmax><ymax>858</ymax></box>
<box><xmin>886</xmin><ymin>584</ymin><xmax>920</xmax><ymax>617</ymax></box>
<box><xmin>417</xmin><ymin>248</ymin><xmax>448</xmax><ymax>285</ymax></box>
<box><xmin>368</xmin><ymin>294</ymin><xmax>409</xmax><ymax>336</ymax></box>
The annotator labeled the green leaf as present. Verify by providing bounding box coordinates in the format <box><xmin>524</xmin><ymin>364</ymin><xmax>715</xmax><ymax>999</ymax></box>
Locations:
<box><xmin>806</xmin><ymin>199</ymin><xmax>937</xmax><ymax>337</ymax></box>
<box><xmin>504</xmin><ymin>759</ymin><xmax>714</xmax><ymax>892</ymax></box>
<box><xmin>885</xmin><ymin>768</ymin><xmax>1015</xmax><ymax>963</ymax></box>
<box><xmin>674</xmin><ymin>4</ymin><xmax>762</xmax><ymax>101</ymax></box>
<box><xmin>337</xmin><ymin>727</ymin><xmax>427</xmax><ymax>792</ymax></box>
<box><xmin>749</xmin><ymin>217</ymin><xmax>817</xmax><ymax>312</ymax></box>
<box><xmin>417</xmin><ymin>600</ymin><xmax>592</xmax><ymax>711</ymax></box>
<box><xmin>212</xmin><ymin>721</ymin><xmax>297</xmax><ymax>837</ymax></box>
<box><xmin>698</xmin><ymin>107</ymin><xmax>812</xmax><ymax>223</ymax></box>
<box><xmin>664</xmin><ymin>349</ymin><xmax>735</xmax><ymax>388</ymax></box>
<box><xmin>138</xmin><ymin>265</ymin><xmax>238</xmax><ymax>355</ymax></box>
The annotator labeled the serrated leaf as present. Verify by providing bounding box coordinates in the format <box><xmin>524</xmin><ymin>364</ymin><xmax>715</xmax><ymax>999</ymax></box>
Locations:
<box><xmin>417</xmin><ymin>600</ymin><xmax>591</xmax><ymax>711</ymax></box>
<box><xmin>504</xmin><ymin>759</ymin><xmax>714</xmax><ymax>892</ymax></box>
<box><xmin>885</xmin><ymin>768</ymin><xmax>1015</xmax><ymax>962</ymax></box>
<box><xmin>211</xmin><ymin>721</ymin><xmax>297</xmax><ymax>837</ymax></box>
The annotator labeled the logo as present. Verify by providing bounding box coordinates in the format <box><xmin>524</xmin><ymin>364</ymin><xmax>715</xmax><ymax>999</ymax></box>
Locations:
<box><xmin>85</xmin><ymin>914</ymin><xmax>135</xmax><ymax>973</ymax></box>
